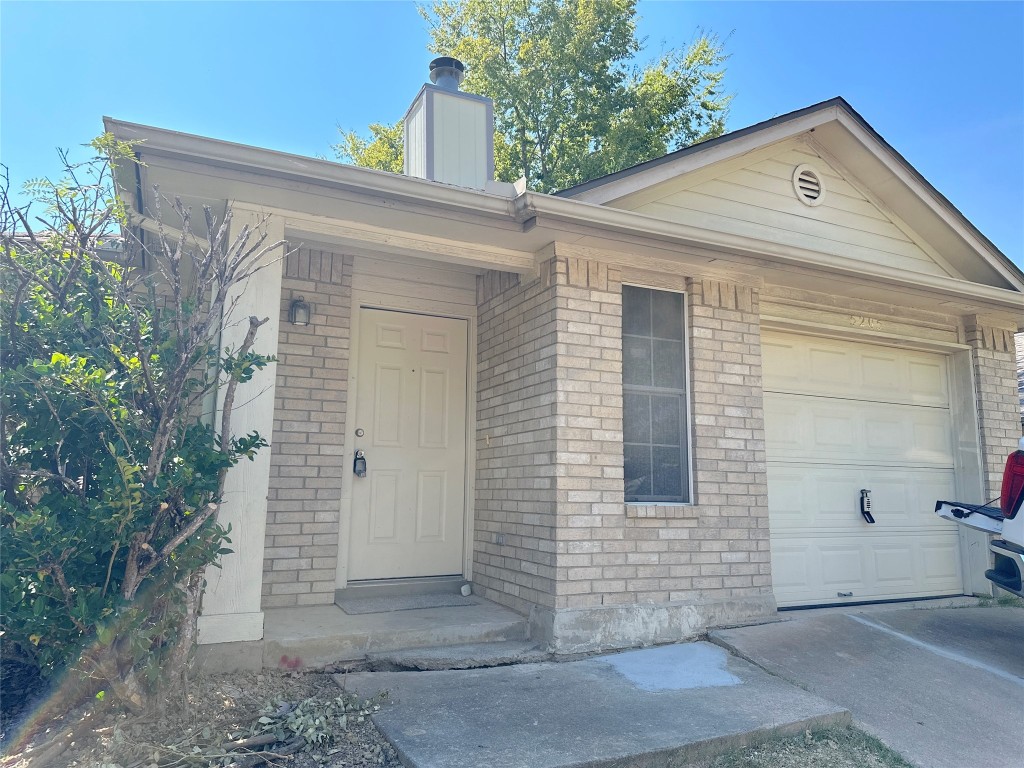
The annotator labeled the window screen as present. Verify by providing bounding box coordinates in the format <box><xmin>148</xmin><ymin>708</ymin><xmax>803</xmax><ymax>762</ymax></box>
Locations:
<box><xmin>622</xmin><ymin>285</ymin><xmax>690</xmax><ymax>503</ymax></box>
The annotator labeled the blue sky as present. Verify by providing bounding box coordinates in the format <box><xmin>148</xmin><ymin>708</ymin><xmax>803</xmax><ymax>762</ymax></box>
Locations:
<box><xmin>2</xmin><ymin>1</ymin><xmax>1022</xmax><ymax>268</ymax></box>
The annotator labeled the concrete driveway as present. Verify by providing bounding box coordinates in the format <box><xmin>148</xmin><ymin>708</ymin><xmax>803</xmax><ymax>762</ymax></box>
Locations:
<box><xmin>711</xmin><ymin>605</ymin><xmax>1024</xmax><ymax>768</ymax></box>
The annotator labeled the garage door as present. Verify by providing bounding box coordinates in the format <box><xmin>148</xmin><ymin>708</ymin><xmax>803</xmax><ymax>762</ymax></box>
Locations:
<box><xmin>763</xmin><ymin>331</ymin><xmax>963</xmax><ymax>607</ymax></box>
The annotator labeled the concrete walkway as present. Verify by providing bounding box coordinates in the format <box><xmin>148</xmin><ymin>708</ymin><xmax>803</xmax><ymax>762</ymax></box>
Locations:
<box><xmin>340</xmin><ymin>641</ymin><xmax>848</xmax><ymax>768</ymax></box>
<box><xmin>711</xmin><ymin>606</ymin><xmax>1024</xmax><ymax>768</ymax></box>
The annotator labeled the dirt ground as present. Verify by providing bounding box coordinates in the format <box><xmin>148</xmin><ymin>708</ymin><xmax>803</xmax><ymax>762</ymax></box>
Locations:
<box><xmin>1</xmin><ymin>666</ymin><xmax>400</xmax><ymax>768</ymax></box>
<box><xmin>2</xmin><ymin>664</ymin><xmax>912</xmax><ymax>768</ymax></box>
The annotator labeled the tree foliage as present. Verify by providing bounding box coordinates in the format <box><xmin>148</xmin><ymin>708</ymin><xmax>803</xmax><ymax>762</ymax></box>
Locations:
<box><xmin>334</xmin><ymin>121</ymin><xmax>405</xmax><ymax>174</ymax></box>
<box><xmin>337</xmin><ymin>0</ymin><xmax>730</xmax><ymax>192</ymax></box>
<box><xmin>0</xmin><ymin>138</ymin><xmax>283</xmax><ymax>713</ymax></box>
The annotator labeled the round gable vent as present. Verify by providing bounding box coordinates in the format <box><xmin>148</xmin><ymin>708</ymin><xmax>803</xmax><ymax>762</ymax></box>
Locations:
<box><xmin>792</xmin><ymin>164</ymin><xmax>826</xmax><ymax>207</ymax></box>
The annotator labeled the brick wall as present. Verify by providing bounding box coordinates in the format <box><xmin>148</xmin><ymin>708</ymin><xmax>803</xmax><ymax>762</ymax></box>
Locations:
<box><xmin>548</xmin><ymin>257</ymin><xmax>626</xmax><ymax>612</ymax></box>
<box><xmin>261</xmin><ymin>248</ymin><xmax>353</xmax><ymax>608</ymax></box>
<box><xmin>548</xmin><ymin>271</ymin><xmax>771</xmax><ymax>610</ymax></box>
<box><xmin>665</xmin><ymin>278</ymin><xmax>771</xmax><ymax>599</ymax></box>
<box><xmin>965</xmin><ymin>318</ymin><xmax>1021</xmax><ymax>500</ymax></box>
<box><xmin>473</xmin><ymin>269</ymin><xmax>560</xmax><ymax>615</ymax></box>
<box><xmin>477</xmin><ymin>256</ymin><xmax>774</xmax><ymax>649</ymax></box>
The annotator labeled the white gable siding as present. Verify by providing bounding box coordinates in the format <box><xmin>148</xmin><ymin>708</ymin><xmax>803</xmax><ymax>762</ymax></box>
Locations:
<box><xmin>616</xmin><ymin>142</ymin><xmax>957</xmax><ymax>280</ymax></box>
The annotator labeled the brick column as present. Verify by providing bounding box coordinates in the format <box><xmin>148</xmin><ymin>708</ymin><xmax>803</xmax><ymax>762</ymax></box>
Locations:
<box><xmin>549</xmin><ymin>256</ymin><xmax>626</xmax><ymax>610</ymax></box>
<box><xmin>260</xmin><ymin>249</ymin><xmax>353</xmax><ymax>608</ymax></box>
<box><xmin>683</xmin><ymin>278</ymin><xmax>772</xmax><ymax>599</ymax></box>
<box><xmin>474</xmin><ymin>256</ymin><xmax>625</xmax><ymax>625</ymax></box>
<box><xmin>474</xmin><ymin>268</ymin><xmax>561</xmax><ymax>616</ymax></box>
<box><xmin>965</xmin><ymin>317</ymin><xmax>1022</xmax><ymax>499</ymax></box>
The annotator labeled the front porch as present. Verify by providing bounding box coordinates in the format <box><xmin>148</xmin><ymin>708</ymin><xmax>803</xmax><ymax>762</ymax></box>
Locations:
<box><xmin>197</xmin><ymin>245</ymin><xmax>781</xmax><ymax>664</ymax></box>
<box><xmin>196</xmin><ymin>596</ymin><xmax>528</xmax><ymax>672</ymax></box>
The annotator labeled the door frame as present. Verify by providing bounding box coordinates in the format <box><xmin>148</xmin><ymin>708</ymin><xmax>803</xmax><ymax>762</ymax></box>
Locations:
<box><xmin>335</xmin><ymin>289</ymin><xmax>477</xmax><ymax>590</ymax></box>
<box><xmin>759</xmin><ymin>319</ymin><xmax>987</xmax><ymax>600</ymax></box>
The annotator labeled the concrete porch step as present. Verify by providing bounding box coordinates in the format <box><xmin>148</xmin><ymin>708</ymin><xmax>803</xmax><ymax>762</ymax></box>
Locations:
<box><xmin>367</xmin><ymin>640</ymin><xmax>549</xmax><ymax>671</ymax></box>
<box><xmin>262</xmin><ymin>601</ymin><xmax>528</xmax><ymax>669</ymax></box>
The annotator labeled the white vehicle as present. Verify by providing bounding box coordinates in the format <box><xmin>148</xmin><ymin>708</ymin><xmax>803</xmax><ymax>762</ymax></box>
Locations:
<box><xmin>936</xmin><ymin>436</ymin><xmax>1024</xmax><ymax>598</ymax></box>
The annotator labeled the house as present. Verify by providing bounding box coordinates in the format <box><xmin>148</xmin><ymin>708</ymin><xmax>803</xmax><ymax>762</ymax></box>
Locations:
<box><xmin>105</xmin><ymin>58</ymin><xmax>1024</xmax><ymax>665</ymax></box>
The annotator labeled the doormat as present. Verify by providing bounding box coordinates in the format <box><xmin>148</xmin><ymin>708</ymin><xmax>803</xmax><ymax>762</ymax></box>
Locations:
<box><xmin>336</xmin><ymin>594</ymin><xmax>479</xmax><ymax>615</ymax></box>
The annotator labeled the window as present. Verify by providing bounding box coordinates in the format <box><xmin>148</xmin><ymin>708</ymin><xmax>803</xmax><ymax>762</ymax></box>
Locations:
<box><xmin>622</xmin><ymin>285</ymin><xmax>690</xmax><ymax>503</ymax></box>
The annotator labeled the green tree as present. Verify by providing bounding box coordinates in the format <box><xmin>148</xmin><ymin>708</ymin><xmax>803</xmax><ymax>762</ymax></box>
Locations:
<box><xmin>337</xmin><ymin>0</ymin><xmax>730</xmax><ymax>193</ymax></box>
<box><xmin>334</xmin><ymin>120</ymin><xmax>405</xmax><ymax>174</ymax></box>
<box><xmin>0</xmin><ymin>138</ymin><xmax>283</xmax><ymax>720</ymax></box>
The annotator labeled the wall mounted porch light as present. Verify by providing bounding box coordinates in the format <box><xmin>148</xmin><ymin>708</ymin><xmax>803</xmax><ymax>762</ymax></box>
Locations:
<box><xmin>288</xmin><ymin>296</ymin><xmax>311</xmax><ymax>326</ymax></box>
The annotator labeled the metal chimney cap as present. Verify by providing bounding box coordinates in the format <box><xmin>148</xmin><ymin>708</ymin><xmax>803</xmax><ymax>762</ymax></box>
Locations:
<box><xmin>429</xmin><ymin>56</ymin><xmax>465</xmax><ymax>90</ymax></box>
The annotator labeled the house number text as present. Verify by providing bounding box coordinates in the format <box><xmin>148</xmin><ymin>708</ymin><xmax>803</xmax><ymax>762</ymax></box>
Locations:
<box><xmin>849</xmin><ymin>315</ymin><xmax>882</xmax><ymax>330</ymax></box>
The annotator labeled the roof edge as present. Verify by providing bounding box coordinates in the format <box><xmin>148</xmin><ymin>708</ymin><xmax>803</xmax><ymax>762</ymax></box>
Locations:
<box><xmin>101</xmin><ymin>116</ymin><xmax>518</xmax><ymax>220</ymax></box>
<box><xmin>556</xmin><ymin>97</ymin><xmax>850</xmax><ymax>198</ymax></box>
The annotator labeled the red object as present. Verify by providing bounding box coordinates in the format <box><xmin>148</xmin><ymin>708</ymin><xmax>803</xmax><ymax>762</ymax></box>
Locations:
<box><xmin>1000</xmin><ymin>450</ymin><xmax>1024</xmax><ymax>519</ymax></box>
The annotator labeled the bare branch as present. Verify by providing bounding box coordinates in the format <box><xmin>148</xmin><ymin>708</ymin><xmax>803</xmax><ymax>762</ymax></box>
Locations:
<box><xmin>218</xmin><ymin>316</ymin><xmax>268</xmax><ymax>460</ymax></box>
<box><xmin>43</xmin><ymin>561</ymin><xmax>89</xmax><ymax>634</ymax></box>
<box><xmin>91</xmin><ymin>255</ymin><xmax>159</xmax><ymax>406</ymax></box>
<box><xmin>4</xmin><ymin>271</ymin><xmax>30</xmax><ymax>361</ymax></box>
<box><xmin>130</xmin><ymin>502</ymin><xmax>218</xmax><ymax>591</ymax></box>
<box><xmin>1</xmin><ymin>236</ymin><xmax>63</xmax><ymax>298</ymax></box>
<box><xmin>7</xmin><ymin>467</ymin><xmax>83</xmax><ymax>498</ymax></box>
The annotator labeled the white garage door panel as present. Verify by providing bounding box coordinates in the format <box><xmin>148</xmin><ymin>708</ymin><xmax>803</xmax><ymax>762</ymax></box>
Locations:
<box><xmin>768</xmin><ymin>465</ymin><xmax>957</xmax><ymax>532</ymax></box>
<box><xmin>771</xmin><ymin>533</ymin><xmax>962</xmax><ymax>606</ymax></box>
<box><xmin>765</xmin><ymin>394</ymin><xmax>953</xmax><ymax>468</ymax></box>
<box><xmin>763</xmin><ymin>333</ymin><xmax>949</xmax><ymax>406</ymax></box>
<box><xmin>763</xmin><ymin>331</ymin><xmax>963</xmax><ymax>607</ymax></box>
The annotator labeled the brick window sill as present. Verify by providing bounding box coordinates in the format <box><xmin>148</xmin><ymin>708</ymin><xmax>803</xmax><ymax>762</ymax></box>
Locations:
<box><xmin>625</xmin><ymin>503</ymin><xmax>699</xmax><ymax>519</ymax></box>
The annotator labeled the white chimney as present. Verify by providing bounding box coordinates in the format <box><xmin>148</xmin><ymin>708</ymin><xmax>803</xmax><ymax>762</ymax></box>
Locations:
<box><xmin>404</xmin><ymin>57</ymin><xmax>494</xmax><ymax>191</ymax></box>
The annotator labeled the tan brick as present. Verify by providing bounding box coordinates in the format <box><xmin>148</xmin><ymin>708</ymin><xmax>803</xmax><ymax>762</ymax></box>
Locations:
<box><xmin>261</xmin><ymin>250</ymin><xmax>352</xmax><ymax>609</ymax></box>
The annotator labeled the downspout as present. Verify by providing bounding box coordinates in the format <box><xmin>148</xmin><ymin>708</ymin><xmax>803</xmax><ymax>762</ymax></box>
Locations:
<box><xmin>133</xmin><ymin>153</ymin><xmax>145</xmax><ymax>268</ymax></box>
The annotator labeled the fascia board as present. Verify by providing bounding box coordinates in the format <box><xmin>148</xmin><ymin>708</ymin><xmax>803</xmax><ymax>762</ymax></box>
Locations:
<box><xmin>521</xmin><ymin>192</ymin><xmax>1024</xmax><ymax>311</ymax></box>
<box><xmin>102</xmin><ymin>117</ymin><xmax>517</xmax><ymax>222</ymax></box>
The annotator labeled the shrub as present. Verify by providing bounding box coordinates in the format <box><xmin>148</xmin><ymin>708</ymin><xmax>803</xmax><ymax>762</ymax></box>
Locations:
<box><xmin>0</xmin><ymin>137</ymin><xmax>283</xmax><ymax>709</ymax></box>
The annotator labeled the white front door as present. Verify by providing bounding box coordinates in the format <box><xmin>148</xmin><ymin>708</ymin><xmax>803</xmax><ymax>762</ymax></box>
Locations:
<box><xmin>348</xmin><ymin>308</ymin><xmax>468</xmax><ymax>580</ymax></box>
<box><xmin>763</xmin><ymin>331</ymin><xmax>963</xmax><ymax>607</ymax></box>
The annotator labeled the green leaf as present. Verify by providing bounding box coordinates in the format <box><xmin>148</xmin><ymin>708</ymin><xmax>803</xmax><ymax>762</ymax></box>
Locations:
<box><xmin>343</xmin><ymin>0</ymin><xmax>730</xmax><ymax>193</ymax></box>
